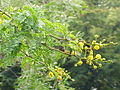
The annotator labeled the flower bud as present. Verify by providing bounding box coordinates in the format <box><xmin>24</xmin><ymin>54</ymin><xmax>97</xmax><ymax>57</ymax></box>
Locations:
<box><xmin>84</xmin><ymin>46</ymin><xmax>88</xmax><ymax>50</ymax></box>
<box><xmin>89</xmin><ymin>50</ymin><xmax>93</xmax><ymax>55</ymax></box>
<box><xmin>78</xmin><ymin>42</ymin><xmax>84</xmax><ymax>49</ymax></box>
<box><xmin>57</xmin><ymin>76</ymin><xmax>62</xmax><ymax>80</ymax></box>
<box><xmin>93</xmin><ymin>65</ymin><xmax>97</xmax><ymax>69</ymax></box>
<box><xmin>87</xmin><ymin>55</ymin><xmax>93</xmax><ymax>60</ymax></box>
<box><xmin>94</xmin><ymin>35</ymin><xmax>99</xmax><ymax>38</ymax></box>
<box><xmin>75</xmin><ymin>60</ymin><xmax>83</xmax><ymax>66</ymax></box>
<box><xmin>92</xmin><ymin>40</ymin><xmax>96</xmax><ymax>44</ymax></box>
<box><xmin>98</xmin><ymin>63</ymin><xmax>102</xmax><ymax>67</ymax></box>
<box><xmin>95</xmin><ymin>54</ymin><xmax>101</xmax><ymax>59</ymax></box>
<box><xmin>93</xmin><ymin>45</ymin><xmax>100</xmax><ymax>50</ymax></box>
<box><xmin>71</xmin><ymin>51</ymin><xmax>77</xmax><ymax>56</ymax></box>
<box><xmin>48</xmin><ymin>72</ymin><xmax>54</xmax><ymax>78</ymax></box>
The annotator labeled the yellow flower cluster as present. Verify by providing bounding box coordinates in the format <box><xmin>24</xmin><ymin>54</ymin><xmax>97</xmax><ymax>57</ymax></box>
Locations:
<box><xmin>55</xmin><ymin>67</ymin><xmax>66</xmax><ymax>76</ymax></box>
<box><xmin>86</xmin><ymin>54</ymin><xmax>102</xmax><ymax>66</ymax></box>
<box><xmin>61</xmin><ymin>33</ymin><xmax>115</xmax><ymax>69</ymax></box>
<box><xmin>48</xmin><ymin>67</ymin><xmax>67</xmax><ymax>81</ymax></box>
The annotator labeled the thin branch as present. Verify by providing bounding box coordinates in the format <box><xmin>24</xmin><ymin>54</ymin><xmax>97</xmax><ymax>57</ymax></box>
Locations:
<box><xmin>0</xmin><ymin>64</ymin><xmax>20</xmax><ymax>77</ymax></box>
<box><xmin>41</xmin><ymin>43</ymin><xmax>79</xmax><ymax>58</ymax></box>
<box><xmin>9</xmin><ymin>68</ymin><xmax>19</xmax><ymax>78</ymax></box>
<box><xmin>53</xmin><ymin>80</ymin><xmax>58</xmax><ymax>89</ymax></box>
<box><xmin>21</xmin><ymin>50</ymin><xmax>33</xmax><ymax>58</ymax></box>
<box><xmin>49</xmin><ymin>34</ymin><xmax>69</xmax><ymax>41</ymax></box>
<box><xmin>0</xmin><ymin>9</ymin><xmax>11</xmax><ymax>18</ymax></box>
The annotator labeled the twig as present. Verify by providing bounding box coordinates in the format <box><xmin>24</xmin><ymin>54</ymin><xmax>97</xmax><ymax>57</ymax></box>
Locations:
<box><xmin>9</xmin><ymin>69</ymin><xmax>19</xmax><ymax>78</ymax></box>
<box><xmin>21</xmin><ymin>50</ymin><xmax>33</xmax><ymax>58</ymax></box>
<box><xmin>41</xmin><ymin>43</ymin><xmax>79</xmax><ymax>58</ymax></box>
<box><xmin>53</xmin><ymin>80</ymin><xmax>58</xmax><ymax>89</ymax></box>
<box><xmin>49</xmin><ymin>34</ymin><xmax>69</xmax><ymax>41</ymax></box>
<box><xmin>0</xmin><ymin>64</ymin><xmax>20</xmax><ymax>78</ymax></box>
<box><xmin>0</xmin><ymin>9</ymin><xmax>11</xmax><ymax>18</ymax></box>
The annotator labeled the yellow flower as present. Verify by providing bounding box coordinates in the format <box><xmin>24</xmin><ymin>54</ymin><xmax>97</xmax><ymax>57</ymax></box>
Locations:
<box><xmin>84</xmin><ymin>46</ymin><xmax>88</xmax><ymax>50</ymax></box>
<box><xmin>93</xmin><ymin>45</ymin><xmax>100</xmax><ymax>50</ymax></box>
<box><xmin>92</xmin><ymin>40</ymin><xmax>96</xmax><ymax>44</ymax></box>
<box><xmin>48</xmin><ymin>72</ymin><xmax>54</xmax><ymax>78</ymax></box>
<box><xmin>95</xmin><ymin>54</ymin><xmax>101</xmax><ymax>59</ymax></box>
<box><xmin>71</xmin><ymin>51</ymin><xmax>77</xmax><ymax>56</ymax></box>
<box><xmin>77</xmin><ymin>60</ymin><xmax>83</xmax><ymax>65</ymax></box>
<box><xmin>86</xmin><ymin>60</ymin><xmax>92</xmax><ymax>65</ymax></box>
<box><xmin>78</xmin><ymin>48</ymin><xmax>82</xmax><ymax>53</ymax></box>
<box><xmin>87</xmin><ymin>55</ymin><xmax>93</xmax><ymax>60</ymax></box>
<box><xmin>55</xmin><ymin>68</ymin><xmax>64</xmax><ymax>76</ymax></box>
<box><xmin>75</xmin><ymin>60</ymin><xmax>83</xmax><ymax>66</ymax></box>
<box><xmin>78</xmin><ymin>42</ymin><xmax>84</xmax><ymax>49</ymax></box>
<box><xmin>94</xmin><ymin>35</ymin><xmax>99</xmax><ymax>38</ymax></box>
<box><xmin>93</xmin><ymin>65</ymin><xmax>97</xmax><ymax>69</ymax></box>
<box><xmin>55</xmin><ymin>68</ymin><xmax>62</xmax><ymax>72</ymax></box>
<box><xmin>89</xmin><ymin>50</ymin><xmax>93</xmax><ymax>55</ymax></box>
<box><xmin>57</xmin><ymin>76</ymin><xmax>62</xmax><ymax>80</ymax></box>
<box><xmin>98</xmin><ymin>63</ymin><xmax>102</xmax><ymax>67</ymax></box>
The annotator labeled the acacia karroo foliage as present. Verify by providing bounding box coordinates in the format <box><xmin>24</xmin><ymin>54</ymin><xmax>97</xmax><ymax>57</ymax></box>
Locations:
<box><xmin>0</xmin><ymin>5</ymin><xmax>116</xmax><ymax>90</ymax></box>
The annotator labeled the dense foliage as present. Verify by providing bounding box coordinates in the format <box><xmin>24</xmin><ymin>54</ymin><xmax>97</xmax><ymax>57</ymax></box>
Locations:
<box><xmin>0</xmin><ymin>0</ymin><xmax>120</xmax><ymax>90</ymax></box>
